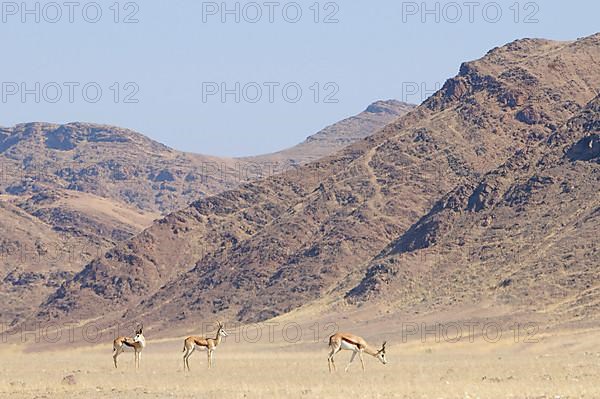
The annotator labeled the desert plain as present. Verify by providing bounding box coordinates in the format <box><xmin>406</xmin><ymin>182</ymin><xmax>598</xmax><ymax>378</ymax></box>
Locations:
<box><xmin>1</xmin><ymin>314</ymin><xmax>599</xmax><ymax>399</ymax></box>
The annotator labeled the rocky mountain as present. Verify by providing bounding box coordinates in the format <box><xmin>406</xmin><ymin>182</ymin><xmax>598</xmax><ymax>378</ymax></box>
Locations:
<box><xmin>28</xmin><ymin>33</ymin><xmax>600</xmax><ymax>333</ymax></box>
<box><xmin>0</xmin><ymin>191</ymin><xmax>158</xmax><ymax>324</ymax></box>
<box><xmin>0</xmin><ymin>122</ymin><xmax>239</xmax><ymax>214</ymax></box>
<box><xmin>347</xmin><ymin>93</ymin><xmax>600</xmax><ymax>327</ymax></box>
<box><xmin>1</xmin><ymin>101</ymin><xmax>413</xmax><ymax>215</ymax></box>
<box><xmin>242</xmin><ymin>100</ymin><xmax>414</xmax><ymax>166</ymax></box>
<box><xmin>0</xmin><ymin>101</ymin><xmax>413</xmax><ymax>326</ymax></box>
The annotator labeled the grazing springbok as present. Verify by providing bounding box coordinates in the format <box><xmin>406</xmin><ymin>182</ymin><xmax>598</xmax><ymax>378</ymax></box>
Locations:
<box><xmin>182</xmin><ymin>321</ymin><xmax>229</xmax><ymax>371</ymax></box>
<box><xmin>113</xmin><ymin>324</ymin><xmax>146</xmax><ymax>369</ymax></box>
<box><xmin>327</xmin><ymin>332</ymin><xmax>387</xmax><ymax>372</ymax></box>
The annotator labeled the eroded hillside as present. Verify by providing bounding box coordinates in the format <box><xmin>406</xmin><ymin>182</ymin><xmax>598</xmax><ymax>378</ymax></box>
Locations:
<box><xmin>29</xmin><ymin>34</ymin><xmax>600</xmax><ymax>334</ymax></box>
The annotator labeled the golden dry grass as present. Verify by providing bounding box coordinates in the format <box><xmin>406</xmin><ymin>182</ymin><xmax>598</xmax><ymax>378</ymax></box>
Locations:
<box><xmin>1</xmin><ymin>336</ymin><xmax>599</xmax><ymax>399</ymax></box>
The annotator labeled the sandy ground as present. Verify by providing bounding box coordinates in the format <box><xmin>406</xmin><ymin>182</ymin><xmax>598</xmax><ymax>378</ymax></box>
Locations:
<box><xmin>1</xmin><ymin>334</ymin><xmax>599</xmax><ymax>399</ymax></box>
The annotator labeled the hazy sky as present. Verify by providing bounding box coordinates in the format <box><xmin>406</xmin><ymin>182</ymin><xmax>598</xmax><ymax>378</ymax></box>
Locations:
<box><xmin>1</xmin><ymin>0</ymin><xmax>598</xmax><ymax>156</ymax></box>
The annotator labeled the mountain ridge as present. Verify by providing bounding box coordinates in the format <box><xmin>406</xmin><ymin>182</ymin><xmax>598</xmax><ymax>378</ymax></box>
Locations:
<box><xmin>0</xmin><ymin>100</ymin><xmax>414</xmax><ymax>326</ymax></box>
<box><xmin>27</xmin><ymin>33</ymin><xmax>600</xmax><ymax>334</ymax></box>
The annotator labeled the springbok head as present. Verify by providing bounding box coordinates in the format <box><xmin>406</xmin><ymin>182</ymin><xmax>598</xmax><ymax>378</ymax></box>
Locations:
<box><xmin>217</xmin><ymin>321</ymin><xmax>229</xmax><ymax>337</ymax></box>
<box><xmin>133</xmin><ymin>323</ymin><xmax>144</xmax><ymax>342</ymax></box>
<box><xmin>376</xmin><ymin>341</ymin><xmax>388</xmax><ymax>365</ymax></box>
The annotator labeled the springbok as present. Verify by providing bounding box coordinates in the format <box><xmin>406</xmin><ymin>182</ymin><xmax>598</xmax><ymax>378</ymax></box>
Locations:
<box><xmin>327</xmin><ymin>332</ymin><xmax>387</xmax><ymax>372</ymax></box>
<box><xmin>113</xmin><ymin>324</ymin><xmax>146</xmax><ymax>369</ymax></box>
<box><xmin>182</xmin><ymin>321</ymin><xmax>229</xmax><ymax>371</ymax></box>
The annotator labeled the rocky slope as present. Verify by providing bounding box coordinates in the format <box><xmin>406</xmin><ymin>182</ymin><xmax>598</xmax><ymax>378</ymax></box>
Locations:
<box><xmin>29</xmin><ymin>34</ymin><xmax>600</xmax><ymax>333</ymax></box>
<box><xmin>347</xmin><ymin>94</ymin><xmax>600</xmax><ymax>327</ymax></box>
<box><xmin>0</xmin><ymin>101</ymin><xmax>411</xmax><ymax>326</ymax></box>
<box><xmin>0</xmin><ymin>191</ymin><xmax>158</xmax><ymax>324</ymax></box>
<box><xmin>243</xmin><ymin>100</ymin><xmax>414</xmax><ymax>165</ymax></box>
<box><xmin>0</xmin><ymin>122</ymin><xmax>238</xmax><ymax>213</ymax></box>
<box><xmin>1</xmin><ymin>101</ymin><xmax>413</xmax><ymax>214</ymax></box>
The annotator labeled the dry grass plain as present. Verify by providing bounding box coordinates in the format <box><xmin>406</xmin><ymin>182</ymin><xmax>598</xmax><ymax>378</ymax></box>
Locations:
<box><xmin>1</xmin><ymin>331</ymin><xmax>600</xmax><ymax>399</ymax></box>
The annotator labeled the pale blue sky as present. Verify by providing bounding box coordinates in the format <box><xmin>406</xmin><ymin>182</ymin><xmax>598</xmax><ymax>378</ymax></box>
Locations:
<box><xmin>1</xmin><ymin>0</ymin><xmax>598</xmax><ymax>156</ymax></box>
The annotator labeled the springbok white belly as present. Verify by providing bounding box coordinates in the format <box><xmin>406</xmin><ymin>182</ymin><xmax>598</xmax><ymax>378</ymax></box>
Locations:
<box><xmin>340</xmin><ymin>340</ymin><xmax>359</xmax><ymax>352</ymax></box>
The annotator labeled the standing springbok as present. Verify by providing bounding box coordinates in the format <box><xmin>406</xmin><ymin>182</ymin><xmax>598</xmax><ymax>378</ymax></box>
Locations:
<box><xmin>182</xmin><ymin>321</ymin><xmax>229</xmax><ymax>371</ymax></box>
<box><xmin>327</xmin><ymin>332</ymin><xmax>387</xmax><ymax>372</ymax></box>
<box><xmin>113</xmin><ymin>324</ymin><xmax>146</xmax><ymax>369</ymax></box>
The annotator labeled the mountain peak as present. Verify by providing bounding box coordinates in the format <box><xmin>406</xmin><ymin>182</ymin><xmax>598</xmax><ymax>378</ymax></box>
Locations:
<box><xmin>365</xmin><ymin>100</ymin><xmax>413</xmax><ymax>115</ymax></box>
<box><xmin>242</xmin><ymin>99</ymin><xmax>415</xmax><ymax>165</ymax></box>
